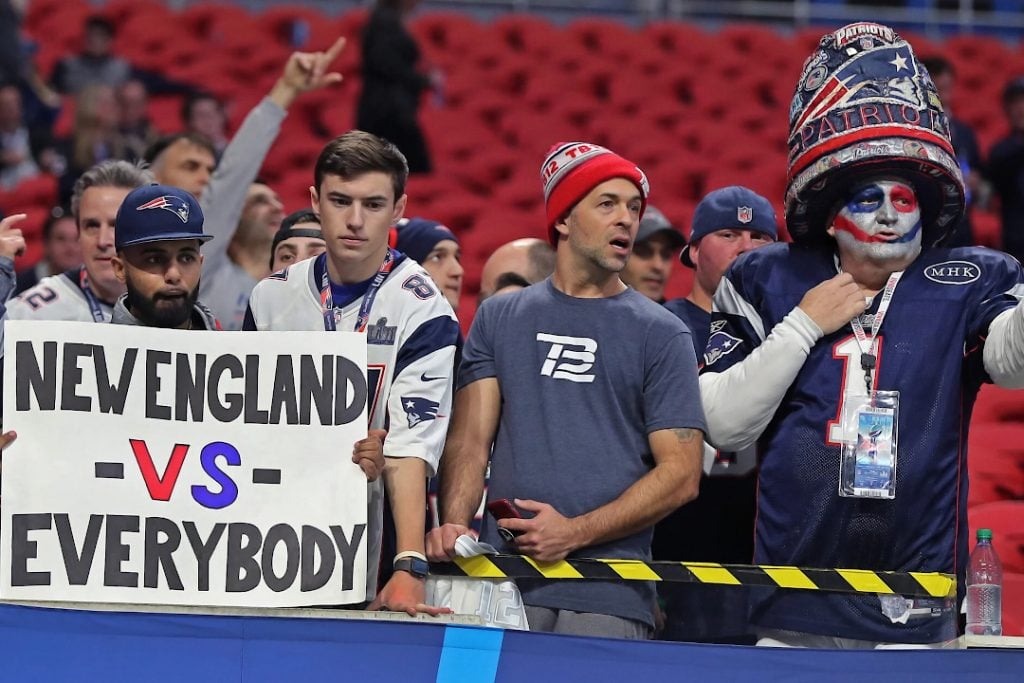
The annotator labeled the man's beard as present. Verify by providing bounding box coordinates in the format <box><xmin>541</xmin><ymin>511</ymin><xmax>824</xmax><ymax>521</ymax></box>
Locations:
<box><xmin>125</xmin><ymin>280</ymin><xmax>199</xmax><ymax>328</ymax></box>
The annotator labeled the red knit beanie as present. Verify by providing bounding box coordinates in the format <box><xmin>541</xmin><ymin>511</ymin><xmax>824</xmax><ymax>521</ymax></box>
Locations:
<box><xmin>541</xmin><ymin>142</ymin><xmax>649</xmax><ymax>242</ymax></box>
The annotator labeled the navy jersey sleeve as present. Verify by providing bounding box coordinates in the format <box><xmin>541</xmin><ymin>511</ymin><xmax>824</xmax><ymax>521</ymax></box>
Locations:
<box><xmin>965</xmin><ymin>250</ymin><xmax>1024</xmax><ymax>382</ymax></box>
<box><xmin>702</xmin><ymin>257</ymin><xmax>771</xmax><ymax>374</ymax></box>
<box><xmin>457</xmin><ymin>297</ymin><xmax>498</xmax><ymax>389</ymax></box>
<box><xmin>242</xmin><ymin>304</ymin><xmax>257</xmax><ymax>331</ymax></box>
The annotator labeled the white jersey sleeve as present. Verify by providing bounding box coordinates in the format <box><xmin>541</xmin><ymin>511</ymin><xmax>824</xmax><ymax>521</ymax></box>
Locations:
<box><xmin>0</xmin><ymin>272</ymin><xmax>113</xmax><ymax>358</ymax></box>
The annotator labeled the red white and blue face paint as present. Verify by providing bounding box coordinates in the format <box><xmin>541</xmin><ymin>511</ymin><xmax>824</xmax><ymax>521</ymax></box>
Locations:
<box><xmin>832</xmin><ymin>179</ymin><xmax>922</xmax><ymax>262</ymax></box>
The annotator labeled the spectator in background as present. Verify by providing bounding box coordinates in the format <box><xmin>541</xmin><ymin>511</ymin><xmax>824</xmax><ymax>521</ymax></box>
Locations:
<box><xmin>147</xmin><ymin>37</ymin><xmax>348</xmax><ymax>329</ymax></box>
<box><xmin>201</xmin><ymin>181</ymin><xmax>283</xmax><ymax>330</ymax></box>
<box><xmin>14</xmin><ymin>208</ymin><xmax>81</xmax><ymax>295</ymax></box>
<box><xmin>0</xmin><ymin>81</ymin><xmax>43</xmax><ymax>188</ymax></box>
<box><xmin>989</xmin><ymin>76</ymin><xmax>1024</xmax><ymax>265</ymax></box>
<box><xmin>357</xmin><ymin>0</ymin><xmax>439</xmax><ymax>174</ymax></box>
<box><xmin>478</xmin><ymin>237</ymin><xmax>555</xmax><ymax>302</ymax></box>
<box><xmin>117</xmin><ymin>78</ymin><xmax>158</xmax><ymax>162</ymax></box>
<box><xmin>181</xmin><ymin>92</ymin><xmax>229</xmax><ymax>158</ymax></box>
<box><xmin>144</xmin><ymin>132</ymin><xmax>217</xmax><ymax>199</ymax></box>
<box><xmin>270</xmin><ymin>209</ymin><xmax>325</xmax><ymax>273</ymax></box>
<box><xmin>619</xmin><ymin>205</ymin><xmax>685</xmax><ymax>303</ymax></box>
<box><xmin>0</xmin><ymin>0</ymin><xmax>25</xmax><ymax>85</ymax></box>
<box><xmin>394</xmin><ymin>217</ymin><xmax>462</xmax><ymax>310</ymax></box>
<box><xmin>50</xmin><ymin>15</ymin><xmax>131</xmax><ymax>95</ymax></box>
<box><xmin>922</xmin><ymin>56</ymin><xmax>985</xmax><ymax>248</ymax></box>
<box><xmin>59</xmin><ymin>84</ymin><xmax>127</xmax><ymax>203</ymax></box>
<box><xmin>657</xmin><ymin>186</ymin><xmax>776</xmax><ymax>644</ymax></box>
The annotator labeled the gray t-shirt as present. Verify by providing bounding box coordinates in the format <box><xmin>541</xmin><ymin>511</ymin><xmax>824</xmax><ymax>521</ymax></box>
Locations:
<box><xmin>459</xmin><ymin>278</ymin><xmax>706</xmax><ymax>627</ymax></box>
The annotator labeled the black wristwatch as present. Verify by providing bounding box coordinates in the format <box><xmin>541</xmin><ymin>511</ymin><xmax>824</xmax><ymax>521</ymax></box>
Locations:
<box><xmin>393</xmin><ymin>556</ymin><xmax>429</xmax><ymax>579</ymax></box>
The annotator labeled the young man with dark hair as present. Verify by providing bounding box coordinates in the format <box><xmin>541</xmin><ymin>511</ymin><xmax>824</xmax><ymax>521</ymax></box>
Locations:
<box><xmin>427</xmin><ymin>142</ymin><xmax>705</xmax><ymax>639</ymax></box>
<box><xmin>245</xmin><ymin>130</ymin><xmax>459</xmax><ymax>614</ymax></box>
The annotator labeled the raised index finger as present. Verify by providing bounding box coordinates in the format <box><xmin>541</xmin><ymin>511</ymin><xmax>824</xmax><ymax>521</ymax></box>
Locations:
<box><xmin>323</xmin><ymin>36</ymin><xmax>347</xmax><ymax>63</ymax></box>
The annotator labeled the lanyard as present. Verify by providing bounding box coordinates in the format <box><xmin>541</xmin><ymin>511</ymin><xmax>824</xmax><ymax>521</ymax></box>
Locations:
<box><xmin>78</xmin><ymin>266</ymin><xmax>107</xmax><ymax>323</ymax></box>
<box><xmin>848</xmin><ymin>270</ymin><xmax>902</xmax><ymax>394</ymax></box>
<box><xmin>320</xmin><ymin>250</ymin><xmax>395</xmax><ymax>332</ymax></box>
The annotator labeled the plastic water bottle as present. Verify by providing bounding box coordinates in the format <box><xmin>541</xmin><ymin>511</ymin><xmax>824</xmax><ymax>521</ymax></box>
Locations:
<box><xmin>966</xmin><ymin>528</ymin><xmax>1003</xmax><ymax>636</ymax></box>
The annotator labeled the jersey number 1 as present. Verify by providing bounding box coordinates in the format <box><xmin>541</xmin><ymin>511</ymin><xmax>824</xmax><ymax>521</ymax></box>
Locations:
<box><xmin>826</xmin><ymin>334</ymin><xmax>882</xmax><ymax>446</ymax></box>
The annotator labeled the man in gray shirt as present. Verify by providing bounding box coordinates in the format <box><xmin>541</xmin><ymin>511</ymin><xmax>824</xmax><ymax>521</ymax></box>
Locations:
<box><xmin>427</xmin><ymin>142</ymin><xmax>705</xmax><ymax>639</ymax></box>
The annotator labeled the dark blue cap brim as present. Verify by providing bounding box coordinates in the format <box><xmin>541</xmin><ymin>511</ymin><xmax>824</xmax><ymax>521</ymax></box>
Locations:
<box><xmin>117</xmin><ymin>233</ymin><xmax>214</xmax><ymax>250</ymax></box>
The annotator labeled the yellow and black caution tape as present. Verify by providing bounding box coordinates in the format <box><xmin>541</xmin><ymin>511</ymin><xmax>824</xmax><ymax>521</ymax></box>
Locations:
<box><xmin>429</xmin><ymin>555</ymin><xmax>956</xmax><ymax>599</ymax></box>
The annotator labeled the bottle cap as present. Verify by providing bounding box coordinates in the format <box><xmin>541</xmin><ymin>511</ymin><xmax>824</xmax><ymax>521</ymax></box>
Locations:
<box><xmin>977</xmin><ymin>528</ymin><xmax>993</xmax><ymax>541</ymax></box>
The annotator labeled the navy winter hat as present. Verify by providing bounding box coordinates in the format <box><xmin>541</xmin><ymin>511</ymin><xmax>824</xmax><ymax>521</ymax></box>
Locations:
<box><xmin>393</xmin><ymin>217</ymin><xmax>458</xmax><ymax>264</ymax></box>
<box><xmin>115</xmin><ymin>184</ymin><xmax>212</xmax><ymax>250</ymax></box>
<box><xmin>681</xmin><ymin>186</ymin><xmax>778</xmax><ymax>268</ymax></box>
<box><xmin>785</xmin><ymin>22</ymin><xmax>963</xmax><ymax>246</ymax></box>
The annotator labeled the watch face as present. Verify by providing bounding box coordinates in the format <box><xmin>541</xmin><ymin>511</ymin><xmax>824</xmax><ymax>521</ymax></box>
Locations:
<box><xmin>411</xmin><ymin>557</ymin><xmax>429</xmax><ymax>577</ymax></box>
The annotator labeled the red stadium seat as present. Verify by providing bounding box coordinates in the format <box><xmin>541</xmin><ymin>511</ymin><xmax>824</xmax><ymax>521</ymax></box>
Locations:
<box><xmin>1003</xmin><ymin>572</ymin><xmax>1024</xmax><ymax>636</ymax></box>
<box><xmin>969</xmin><ymin>501</ymin><xmax>1024</xmax><ymax>574</ymax></box>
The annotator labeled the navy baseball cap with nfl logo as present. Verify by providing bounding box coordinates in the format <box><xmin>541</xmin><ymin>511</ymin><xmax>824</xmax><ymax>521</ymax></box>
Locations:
<box><xmin>680</xmin><ymin>186</ymin><xmax>778</xmax><ymax>268</ymax></box>
<box><xmin>115</xmin><ymin>184</ymin><xmax>213</xmax><ymax>251</ymax></box>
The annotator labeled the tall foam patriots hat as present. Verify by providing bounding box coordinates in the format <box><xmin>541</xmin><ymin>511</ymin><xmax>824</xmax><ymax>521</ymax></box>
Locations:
<box><xmin>541</xmin><ymin>141</ymin><xmax>649</xmax><ymax>244</ymax></box>
<box><xmin>785</xmin><ymin>22</ymin><xmax>964</xmax><ymax>246</ymax></box>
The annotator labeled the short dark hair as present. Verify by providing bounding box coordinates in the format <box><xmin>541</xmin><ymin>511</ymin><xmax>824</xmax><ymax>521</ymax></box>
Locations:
<box><xmin>921</xmin><ymin>56</ymin><xmax>954</xmax><ymax>80</ymax></box>
<box><xmin>180</xmin><ymin>91</ymin><xmax>224</xmax><ymax>126</ymax></box>
<box><xmin>84</xmin><ymin>15</ymin><xmax>115</xmax><ymax>38</ymax></box>
<box><xmin>143</xmin><ymin>132</ymin><xmax>217</xmax><ymax>166</ymax></box>
<box><xmin>314</xmin><ymin>130</ymin><xmax>408</xmax><ymax>200</ymax></box>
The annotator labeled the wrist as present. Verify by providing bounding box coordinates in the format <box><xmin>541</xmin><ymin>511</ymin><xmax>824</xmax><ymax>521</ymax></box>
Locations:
<box><xmin>268</xmin><ymin>79</ymin><xmax>298</xmax><ymax>110</ymax></box>
<box><xmin>392</xmin><ymin>554</ymin><xmax>429</xmax><ymax>579</ymax></box>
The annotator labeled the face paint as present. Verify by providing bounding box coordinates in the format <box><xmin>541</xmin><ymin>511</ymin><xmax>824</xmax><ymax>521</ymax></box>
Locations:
<box><xmin>832</xmin><ymin>179</ymin><xmax>923</xmax><ymax>262</ymax></box>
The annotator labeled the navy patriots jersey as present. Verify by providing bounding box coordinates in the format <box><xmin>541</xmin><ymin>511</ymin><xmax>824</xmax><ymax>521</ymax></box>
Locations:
<box><xmin>705</xmin><ymin>242</ymin><xmax>1023</xmax><ymax>642</ymax></box>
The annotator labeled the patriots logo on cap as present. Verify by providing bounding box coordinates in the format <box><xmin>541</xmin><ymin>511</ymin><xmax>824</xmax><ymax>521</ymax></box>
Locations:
<box><xmin>737</xmin><ymin>207</ymin><xmax>753</xmax><ymax>223</ymax></box>
<box><xmin>137</xmin><ymin>195</ymin><xmax>190</xmax><ymax>223</ymax></box>
<box><xmin>402</xmin><ymin>396</ymin><xmax>441</xmax><ymax>428</ymax></box>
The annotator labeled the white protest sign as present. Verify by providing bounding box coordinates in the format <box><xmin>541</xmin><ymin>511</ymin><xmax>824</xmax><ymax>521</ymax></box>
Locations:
<box><xmin>1</xmin><ymin>320</ymin><xmax>369</xmax><ymax>608</ymax></box>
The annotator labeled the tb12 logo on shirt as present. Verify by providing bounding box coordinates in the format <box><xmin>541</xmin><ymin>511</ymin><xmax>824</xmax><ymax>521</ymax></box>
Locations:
<box><xmin>536</xmin><ymin>333</ymin><xmax>597</xmax><ymax>383</ymax></box>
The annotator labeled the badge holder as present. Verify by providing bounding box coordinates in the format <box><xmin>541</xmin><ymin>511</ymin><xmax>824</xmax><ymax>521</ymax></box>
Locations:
<box><xmin>838</xmin><ymin>390</ymin><xmax>899</xmax><ymax>499</ymax></box>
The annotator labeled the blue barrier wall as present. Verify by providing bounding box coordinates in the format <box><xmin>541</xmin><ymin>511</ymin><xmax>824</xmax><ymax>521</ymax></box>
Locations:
<box><xmin>0</xmin><ymin>603</ymin><xmax>1020</xmax><ymax>682</ymax></box>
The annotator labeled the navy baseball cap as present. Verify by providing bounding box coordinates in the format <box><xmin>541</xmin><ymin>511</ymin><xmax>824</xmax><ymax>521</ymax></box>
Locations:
<box><xmin>680</xmin><ymin>186</ymin><xmax>777</xmax><ymax>268</ymax></box>
<box><xmin>115</xmin><ymin>184</ymin><xmax>212</xmax><ymax>251</ymax></box>
<box><xmin>635</xmin><ymin>205</ymin><xmax>685</xmax><ymax>250</ymax></box>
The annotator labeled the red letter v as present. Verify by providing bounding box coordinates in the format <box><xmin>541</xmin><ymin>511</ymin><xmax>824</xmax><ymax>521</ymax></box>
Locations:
<box><xmin>129</xmin><ymin>439</ymin><xmax>189</xmax><ymax>501</ymax></box>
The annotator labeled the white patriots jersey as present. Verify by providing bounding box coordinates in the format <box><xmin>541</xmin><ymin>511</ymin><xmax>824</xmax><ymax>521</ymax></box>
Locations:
<box><xmin>245</xmin><ymin>253</ymin><xmax>459</xmax><ymax>597</ymax></box>
<box><xmin>6</xmin><ymin>269</ymin><xmax>113</xmax><ymax>322</ymax></box>
<box><xmin>1</xmin><ymin>268</ymin><xmax>114</xmax><ymax>358</ymax></box>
